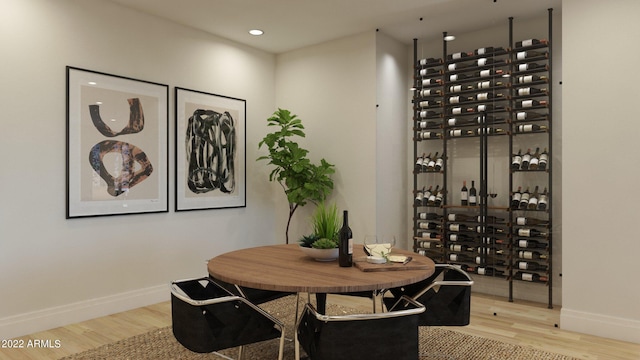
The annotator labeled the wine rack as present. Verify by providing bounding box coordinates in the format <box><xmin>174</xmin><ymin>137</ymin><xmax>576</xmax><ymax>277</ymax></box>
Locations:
<box><xmin>411</xmin><ymin>9</ymin><xmax>554</xmax><ymax>308</ymax></box>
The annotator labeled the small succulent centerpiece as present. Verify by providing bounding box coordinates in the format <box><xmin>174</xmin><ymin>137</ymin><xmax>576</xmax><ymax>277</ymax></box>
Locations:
<box><xmin>298</xmin><ymin>202</ymin><xmax>341</xmax><ymax>261</ymax></box>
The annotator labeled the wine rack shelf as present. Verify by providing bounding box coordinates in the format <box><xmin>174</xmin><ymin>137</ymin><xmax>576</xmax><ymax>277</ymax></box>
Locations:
<box><xmin>411</xmin><ymin>10</ymin><xmax>554</xmax><ymax>308</ymax></box>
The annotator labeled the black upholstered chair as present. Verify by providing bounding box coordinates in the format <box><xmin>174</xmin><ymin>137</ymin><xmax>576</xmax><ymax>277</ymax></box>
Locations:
<box><xmin>384</xmin><ymin>264</ymin><xmax>473</xmax><ymax>326</ymax></box>
<box><xmin>296</xmin><ymin>296</ymin><xmax>425</xmax><ymax>360</ymax></box>
<box><xmin>209</xmin><ymin>275</ymin><xmax>294</xmax><ymax>305</ymax></box>
<box><xmin>171</xmin><ymin>277</ymin><xmax>285</xmax><ymax>360</ymax></box>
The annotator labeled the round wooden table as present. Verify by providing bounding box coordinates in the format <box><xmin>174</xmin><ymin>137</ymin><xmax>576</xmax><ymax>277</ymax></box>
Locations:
<box><xmin>207</xmin><ymin>243</ymin><xmax>435</xmax><ymax>294</ymax></box>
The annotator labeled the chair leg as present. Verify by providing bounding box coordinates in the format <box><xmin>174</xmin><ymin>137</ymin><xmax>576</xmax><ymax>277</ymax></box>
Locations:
<box><xmin>294</xmin><ymin>293</ymin><xmax>301</xmax><ymax>360</ymax></box>
<box><xmin>238</xmin><ymin>345</ymin><xmax>244</xmax><ymax>360</ymax></box>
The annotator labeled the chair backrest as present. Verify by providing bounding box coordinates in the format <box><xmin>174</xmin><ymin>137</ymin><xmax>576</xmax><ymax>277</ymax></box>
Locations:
<box><xmin>171</xmin><ymin>277</ymin><xmax>283</xmax><ymax>353</ymax></box>
<box><xmin>297</xmin><ymin>296</ymin><xmax>425</xmax><ymax>360</ymax></box>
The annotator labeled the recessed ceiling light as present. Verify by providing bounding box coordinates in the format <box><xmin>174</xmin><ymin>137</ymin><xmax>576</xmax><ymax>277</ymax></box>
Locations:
<box><xmin>444</xmin><ymin>35</ymin><xmax>455</xmax><ymax>41</ymax></box>
<box><xmin>249</xmin><ymin>29</ymin><xmax>264</xmax><ymax>36</ymax></box>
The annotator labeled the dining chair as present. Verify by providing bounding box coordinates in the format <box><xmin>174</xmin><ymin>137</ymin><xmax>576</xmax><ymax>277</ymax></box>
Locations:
<box><xmin>384</xmin><ymin>264</ymin><xmax>474</xmax><ymax>326</ymax></box>
<box><xmin>171</xmin><ymin>277</ymin><xmax>285</xmax><ymax>360</ymax></box>
<box><xmin>209</xmin><ymin>275</ymin><xmax>294</xmax><ymax>305</ymax></box>
<box><xmin>296</xmin><ymin>296</ymin><xmax>425</xmax><ymax>360</ymax></box>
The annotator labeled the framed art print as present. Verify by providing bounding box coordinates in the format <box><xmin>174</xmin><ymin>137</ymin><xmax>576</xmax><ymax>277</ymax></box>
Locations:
<box><xmin>66</xmin><ymin>66</ymin><xmax>169</xmax><ymax>218</ymax></box>
<box><xmin>175</xmin><ymin>87</ymin><xmax>246</xmax><ymax>211</ymax></box>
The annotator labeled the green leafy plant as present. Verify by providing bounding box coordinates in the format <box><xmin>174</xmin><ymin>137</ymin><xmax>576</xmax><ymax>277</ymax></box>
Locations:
<box><xmin>258</xmin><ymin>108</ymin><xmax>335</xmax><ymax>244</ymax></box>
<box><xmin>311</xmin><ymin>238</ymin><xmax>338</xmax><ymax>249</ymax></box>
<box><xmin>310</xmin><ymin>202</ymin><xmax>340</xmax><ymax>243</ymax></box>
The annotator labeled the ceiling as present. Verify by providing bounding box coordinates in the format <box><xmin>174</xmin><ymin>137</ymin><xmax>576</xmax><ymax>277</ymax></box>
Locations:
<box><xmin>108</xmin><ymin>0</ymin><xmax>561</xmax><ymax>54</ymax></box>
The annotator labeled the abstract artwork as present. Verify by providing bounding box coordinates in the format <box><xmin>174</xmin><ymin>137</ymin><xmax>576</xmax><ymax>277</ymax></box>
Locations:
<box><xmin>175</xmin><ymin>87</ymin><xmax>246</xmax><ymax>211</ymax></box>
<box><xmin>66</xmin><ymin>67</ymin><xmax>168</xmax><ymax>218</ymax></box>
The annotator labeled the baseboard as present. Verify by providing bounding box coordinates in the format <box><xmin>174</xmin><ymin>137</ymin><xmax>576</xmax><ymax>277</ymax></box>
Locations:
<box><xmin>561</xmin><ymin>308</ymin><xmax>640</xmax><ymax>344</ymax></box>
<box><xmin>0</xmin><ymin>284</ymin><xmax>170</xmax><ymax>340</ymax></box>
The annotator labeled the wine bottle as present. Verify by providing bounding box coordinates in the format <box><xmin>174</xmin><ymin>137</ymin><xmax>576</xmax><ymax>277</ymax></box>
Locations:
<box><xmin>476</xmin><ymin>69</ymin><xmax>505</xmax><ymax>78</ymax></box>
<box><xmin>517</xmin><ymin>99</ymin><xmax>548</xmax><ymax>108</ymax></box>
<box><xmin>421</xmin><ymin>152</ymin><xmax>432</xmax><ymax>172</ymax></box>
<box><xmin>448</xmin><ymin>213</ymin><xmax>475</xmax><ymax>222</ymax></box>
<box><xmin>538</xmin><ymin>148</ymin><xmax>549</xmax><ymax>170</ymax></box>
<box><xmin>338</xmin><ymin>210</ymin><xmax>353</xmax><ymax>267</ymax></box>
<box><xmin>449</xmin><ymin>107</ymin><xmax>473</xmax><ymax>115</ymax></box>
<box><xmin>426</xmin><ymin>152</ymin><xmax>439</xmax><ymax>170</ymax></box>
<box><xmin>521</xmin><ymin>149</ymin><xmax>532</xmax><ymax>170</ymax></box>
<box><xmin>517</xmin><ymin>124</ymin><xmax>548</xmax><ymax>133</ymax></box>
<box><xmin>422</xmin><ymin>185</ymin><xmax>433</xmax><ymax>206</ymax></box>
<box><xmin>474</xmin><ymin>115</ymin><xmax>502</xmax><ymax>124</ymax></box>
<box><xmin>515</xmin><ymin>261</ymin><xmax>547</xmax><ymax>271</ymax></box>
<box><xmin>476</xmin><ymin>225</ymin><xmax>506</xmax><ymax>234</ymax></box>
<box><xmin>518</xmin><ymin>250</ymin><xmax>548</xmax><ymax>260</ymax></box>
<box><xmin>529</xmin><ymin>147</ymin><xmax>541</xmax><ymax>170</ymax></box>
<box><xmin>448</xmin><ymin>62</ymin><xmax>473</xmax><ymax>71</ymax></box>
<box><xmin>419</xmin><ymin>68</ymin><xmax>439</xmax><ymax>77</ymax></box>
<box><xmin>417</xmin><ymin>120</ymin><xmax>439</xmax><ymax>129</ymax></box>
<box><xmin>434</xmin><ymin>153</ymin><xmax>444</xmax><ymax>171</ymax></box>
<box><xmin>448</xmin><ymin>253</ymin><xmax>473</xmax><ymax>262</ymax></box>
<box><xmin>476</xmin><ymin>57</ymin><xmax>504</xmax><ymax>66</ymax></box>
<box><xmin>419</xmin><ymin>222</ymin><xmax>442</xmax><ymax>230</ymax></box>
<box><xmin>426</xmin><ymin>185</ymin><xmax>440</xmax><ymax>206</ymax></box>
<box><xmin>517</xmin><ymin>75</ymin><xmax>548</xmax><ymax>84</ymax></box>
<box><xmin>511</xmin><ymin>149</ymin><xmax>523</xmax><ymax>170</ymax></box>
<box><xmin>448</xmin><ymin>233</ymin><xmax>476</xmax><ymax>242</ymax></box>
<box><xmin>461</xmin><ymin>181</ymin><xmax>469</xmax><ymax>206</ymax></box>
<box><xmin>421</xmin><ymin>78</ymin><xmax>443</xmax><ymax>86</ymax></box>
<box><xmin>449</xmin><ymin>129</ymin><xmax>474</xmax><ymax>137</ymax></box>
<box><xmin>516</xmin><ymin>216</ymin><xmax>549</xmax><ymax>226</ymax></box>
<box><xmin>448</xmin><ymin>223</ymin><xmax>473</xmax><ymax>232</ymax></box>
<box><xmin>418</xmin><ymin>212</ymin><xmax>441</xmax><ymax>220</ymax></box>
<box><xmin>449</xmin><ymin>84</ymin><xmax>474</xmax><ymax>93</ymax></box>
<box><xmin>517</xmin><ymin>239</ymin><xmax>547</xmax><ymax>249</ymax></box>
<box><xmin>419</xmin><ymin>88</ymin><xmax>442</xmax><ymax>97</ymax></box>
<box><xmin>477</xmin><ymin>80</ymin><xmax>505</xmax><ymax>89</ymax></box>
<box><xmin>517</xmin><ymin>63</ymin><xmax>548</xmax><ymax>72</ymax></box>
<box><xmin>476</xmin><ymin>92</ymin><xmax>504</xmax><ymax>101</ymax></box>
<box><xmin>418</xmin><ymin>58</ymin><xmax>441</xmax><ymax>66</ymax></box>
<box><xmin>514</xmin><ymin>271</ymin><xmax>548</xmax><ymax>282</ymax></box>
<box><xmin>448</xmin><ymin>95</ymin><xmax>474</xmax><ymax>104</ymax></box>
<box><xmin>419</xmin><ymin>100</ymin><xmax>443</xmax><ymax>108</ymax></box>
<box><xmin>414</xmin><ymin>187</ymin><xmax>425</xmax><ymax>206</ymax></box>
<box><xmin>519</xmin><ymin>187</ymin><xmax>530</xmax><ymax>209</ymax></box>
<box><xmin>482</xmin><ymin>237</ymin><xmax>506</xmax><ymax>245</ymax></box>
<box><xmin>515</xmin><ymin>38</ymin><xmax>547</xmax><ymax>48</ymax></box>
<box><xmin>418</xmin><ymin>110</ymin><xmax>438</xmax><ymax>119</ymax></box>
<box><xmin>527</xmin><ymin>185</ymin><xmax>539</xmax><ymax>209</ymax></box>
<box><xmin>415</xmin><ymin>153</ymin><xmax>425</xmax><ymax>172</ymax></box>
<box><xmin>419</xmin><ymin>131</ymin><xmax>442</xmax><ymax>140</ymax></box>
<box><xmin>449</xmin><ymin>52</ymin><xmax>471</xmax><ymax>60</ymax></box>
<box><xmin>475</xmin><ymin>46</ymin><xmax>503</xmax><ymax>55</ymax></box>
<box><xmin>516</xmin><ymin>228</ymin><xmax>548</xmax><ymax>238</ymax></box>
<box><xmin>516</xmin><ymin>50</ymin><xmax>548</xmax><ymax>60</ymax></box>
<box><xmin>537</xmin><ymin>188</ymin><xmax>549</xmax><ymax>210</ymax></box>
<box><xmin>516</xmin><ymin>111</ymin><xmax>546</xmax><ymax>121</ymax></box>
<box><xmin>449</xmin><ymin>73</ymin><xmax>471</xmax><ymax>82</ymax></box>
<box><xmin>477</xmin><ymin>215</ymin><xmax>505</xmax><ymax>223</ymax></box>
<box><xmin>469</xmin><ymin>181</ymin><xmax>477</xmax><ymax>206</ymax></box>
<box><xmin>477</xmin><ymin>267</ymin><xmax>504</xmax><ymax>276</ymax></box>
<box><xmin>449</xmin><ymin>244</ymin><xmax>472</xmax><ymax>252</ymax></box>
<box><xmin>419</xmin><ymin>241</ymin><xmax>442</xmax><ymax>249</ymax></box>
<box><xmin>517</xmin><ymin>87</ymin><xmax>548</xmax><ymax>96</ymax></box>
<box><xmin>434</xmin><ymin>187</ymin><xmax>445</xmax><ymax>206</ymax></box>
<box><xmin>511</xmin><ymin>186</ymin><xmax>522</xmax><ymax>209</ymax></box>
<box><xmin>418</xmin><ymin>231</ymin><xmax>441</xmax><ymax>239</ymax></box>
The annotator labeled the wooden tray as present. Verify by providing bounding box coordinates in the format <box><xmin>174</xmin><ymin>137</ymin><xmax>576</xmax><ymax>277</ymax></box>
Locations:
<box><xmin>354</xmin><ymin>256</ymin><xmax>432</xmax><ymax>272</ymax></box>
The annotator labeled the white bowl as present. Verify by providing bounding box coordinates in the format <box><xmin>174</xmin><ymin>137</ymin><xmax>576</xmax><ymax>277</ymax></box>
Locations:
<box><xmin>299</xmin><ymin>245</ymin><xmax>339</xmax><ymax>261</ymax></box>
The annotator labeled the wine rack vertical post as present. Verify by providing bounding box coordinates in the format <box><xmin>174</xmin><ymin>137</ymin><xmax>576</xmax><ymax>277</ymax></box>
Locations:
<box><xmin>546</xmin><ymin>7</ymin><xmax>553</xmax><ymax>310</ymax></box>
<box><xmin>508</xmin><ymin>16</ymin><xmax>514</xmax><ymax>303</ymax></box>
<box><xmin>412</xmin><ymin>38</ymin><xmax>419</xmax><ymax>248</ymax></box>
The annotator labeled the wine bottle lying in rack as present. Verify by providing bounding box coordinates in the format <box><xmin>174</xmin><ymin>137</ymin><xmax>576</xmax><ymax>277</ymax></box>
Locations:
<box><xmin>476</xmin><ymin>92</ymin><xmax>505</xmax><ymax>101</ymax></box>
<box><xmin>418</xmin><ymin>68</ymin><xmax>440</xmax><ymax>77</ymax></box>
<box><xmin>516</xmin><ymin>99</ymin><xmax>548</xmax><ymax>108</ymax></box>
<box><xmin>448</xmin><ymin>233</ymin><xmax>476</xmax><ymax>242</ymax></box>
<box><xmin>474</xmin><ymin>115</ymin><xmax>504</xmax><ymax>124</ymax></box>
<box><xmin>419</xmin><ymin>222</ymin><xmax>442</xmax><ymax>230</ymax></box>
<box><xmin>476</xmin><ymin>69</ymin><xmax>505</xmax><ymax>77</ymax></box>
<box><xmin>417</xmin><ymin>131</ymin><xmax>442</xmax><ymax>140</ymax></box>
<box><xmin>449</xmin><ymin>244</ymin><xmax>473</xmax><ymax>252</ymax></box>
<box><xmin>418</xmin><ymin>240</ymin><xmax>443</xmax><ymax>249</ymax></box>
<box><xmin>448</xmin><ymin>253</ymin><xmax>473</xmax><ymax>262</ymax></box>
<box><xmin>449</xmin><ymin>84</ymin><xmax>474</xmax><ymax>93</ymax></box>
<box><xmin>420</xmin><ymin>78</ymin><xmax>443</xmax><ymax>87</ymax></box>
<box><xmin>514</xmin><ymin>271</ymin><xmax>548</xmax><ymax>283</ymax></box>
<box><xmin>515</xmin><ymin>111</ymin><xmax>547</xmax><ymax>121</ymax></box>
<box><xmin>448</xmin><ymin>62</ymin><xmax>474</xmax><ymax>71</ymax></box>
<box><xmin>449</xmin><ymin>129</ymin><xmax>474</xmax><ymax>137</ymax></box>
<box><xmin>515</xmin><ymin>38</ymin><xmax>548</xmax><ymax>48</ymax></box>
<box><xmin>474</xmin><ymin>127</ymin><xmax>506</xmax><ymax>135</ymax></box>
<box><xmin>515</xmin><ymin>261</ymin><xmax>548</xmax><ymax>271</ymax></box>
<box><xmin>477</xmin><ymin>247</ymin><xmax>505</xmax><ymax>255</ymax></box>
<box><xmin>419</xmin><ymin>88</ymin><xmax>443</xmax><ymax>97</ymax></box>
<box><xmin>516</xmin><ymin>50</ymin><xmax>548</xmax><ymax>60</ymax></box>
<box><xmin>448</xmin><ymin>95</ymin><xmax>475</xmax><ymax>104</ymax></box>
<box><xmin>448</xmin><ymin>223</ymin><xmax>474</xmax><ymax>232</ymax></box>
<box><xmin>518</xmin><ymin>250</ymin><xmax>548</xmax><ymax>260</ymax></box>
<box><xmin>418</xmin><ymin>100</ymin><xmax>443</xmax><ymax>108</ymax></box>
<box><xmin>476</xmin><ymin>104</ymin><xmax>505</xmax><ymax>112</ymax></box>
<box><xmin>517</xmin><ymin>63</ymin><xmax>548</xmax><ymax>72</ymax></box>
<box><xmin>516</xmin><ymin>228</ymin><xmax>548</xmax><ymax>237</ymax></box>
<box><xmin>475</xmin><ymin>46</ymin><xmax>504</xmax><ymax>55</ymax></box>
<box><xmin>517</xmin><ymin>87</ymin><xmax>548</xmax><ymax>96</ymax></box>
<box><xmin>417</xmin><ymin>231</ymin><xmax>441</xmax><ymax>239</ymax></box>
<box><xmin>447</xmin><ymin>117</ymin><xmax>475</xmax><ymax>127</ymax></box>
<box><xmin>477</xmin><ymin>80</ymin><xmax>506</xmax><ymax>89</ymax></box>
<box><xmin>482</xmin><ymin>237</ymin><xmax>506</xmax><ymax>245</ymax></box>
<box><xmin>516</xmin><ymin>216</ymin><xmax>549</xmax><ymax>226</ymax></box>
<box><xmin>477</xmin><ymin>267</ymin><xmax>505</xmax><ymax>276</ymax></box>
<box><xmin>449</xmin><ymin>73</ymin><xmax>471</xmax><ymax>82</ymax></box>
<box><xmin>418</xmin><ymin>212</ymin><xmax>441</xmax><ymax>220</ymax></box>
<box><xmin>475</xmin><ymin>256</ymin><xmax>506</xmax><ymax>267</ymax></box>
<box><xmin>516</xmin><ymin>124</ymin><xmax>548</xmax><ymax>133</ymax></box>
<box><xmin>517</xmin><ymin>75</ymin><xmax>548</xmax><ymax>84</ymax></box>
<box><xmin>448</xmin><ymin>51</ymin><xmax>471</xmax><ymax>60</ymax></box>
<box><xmin>417</xmin><ymin>110</ymin><xmax>439</xmax><ymax>119</ymax></box>
<box><xmin>449</xmin><ymin>107</ymin><xmax>474</xmax><ymax>115</ymax></box>
<box><xmin>476</xmin><ymin>225</ymin><xmax>506</xmax><ymax>234</ymax></box>
<box><xmin>477</xmin><ymin>215</ymin><xmax>505</xmax><ymax>223</ymax></box>
<box><xmin>418</xmin><ymin>58</ymin><xmax>441</xmax><ymax>66</ymax></box>
<box><xmin>477</xmin><ymin>57</ymin><xmax>505</xmax><ymax>66</ymax></box>
<box><xmin>517</xmin><ymin>238</ymin><xmax>547</xmax><ymax>249</ymax></box>
<box><xmin>415</xmin><ymin>120</ymin><xmax>439</xmax><ymax>130</ymax></box>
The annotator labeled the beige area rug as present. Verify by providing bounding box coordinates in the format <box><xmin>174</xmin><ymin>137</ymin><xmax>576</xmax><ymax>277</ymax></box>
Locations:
<box><xmin>59</xmin><ymin>296</ymin><xmax>579</xmax><ymax>360</ymax></box>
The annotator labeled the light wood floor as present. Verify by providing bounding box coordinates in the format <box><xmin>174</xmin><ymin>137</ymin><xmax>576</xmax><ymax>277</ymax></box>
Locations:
<box><xmin>1</xmin><ymin>293</ymin><xmax>638</xmax><ymax>360</ymax></box>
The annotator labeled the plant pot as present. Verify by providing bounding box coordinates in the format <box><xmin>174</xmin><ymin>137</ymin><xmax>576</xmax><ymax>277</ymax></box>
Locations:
<box><xmin>299</xmin><ymin>245</ymin><xmax>339</xmax><ymax>262</ymax></box>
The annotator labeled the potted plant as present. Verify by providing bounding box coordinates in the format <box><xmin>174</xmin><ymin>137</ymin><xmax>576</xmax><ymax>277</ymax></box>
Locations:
<box><xmin>257</xmin><ymin>108</ymin><xmax>335</xmax><ymax>244</ymax></box>
<box><xmin>298</xmin><ymin>202</ymin><xmax>341</xmax><ymax>261</ymax></box>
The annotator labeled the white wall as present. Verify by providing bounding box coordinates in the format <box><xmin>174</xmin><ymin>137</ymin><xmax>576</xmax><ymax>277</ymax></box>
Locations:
<box><xmin>561</xmin><ymin>0</ymin><xmax>640</xmax><ymax>344</ymax></box>
<box><xmin>376</xmin><ymin>32</ymin><xmax>410</xmax><ymax>248</ymax></box>
<box><xmin>275</xmin><ymin>32</ymin><xmax>378</xmax><ymax>243</ymax></box>
<box><xmin>0</xmin><ymin>0</ymin><xmax>279</xmax><ymax>339</ymax></box>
